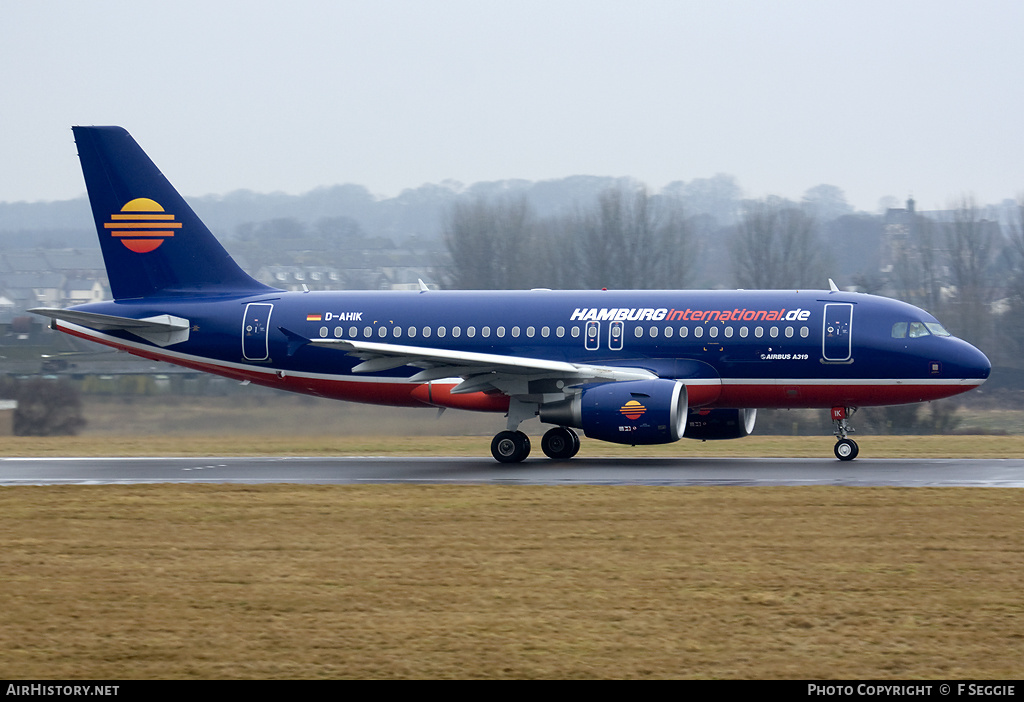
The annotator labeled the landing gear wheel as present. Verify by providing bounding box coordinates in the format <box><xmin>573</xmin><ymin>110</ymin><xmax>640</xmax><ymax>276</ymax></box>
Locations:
<box><xmin>491</xmin><ymin>430</ymin><xmax>531</xmax><ymax>463</ymax></box>
<box><xmin>541</xmin><ymin>427</ymin><xmax>580</xmax><ymax>460</ymax></box>
<box><xmin>834</xmin><ymin>438</ymin><xmax>859</xmax><ymax>461</ymax></box>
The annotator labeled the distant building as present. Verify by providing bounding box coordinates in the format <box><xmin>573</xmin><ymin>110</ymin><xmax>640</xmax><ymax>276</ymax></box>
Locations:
<box><xmin>0</xmin><ymin>249</ymin><xmax>108</xmax><ymax>314</ymax></box>
<box><xmin>881</xmin><ymin>196</ymin><xmax>918</xmax><ymax>275</ymax></box>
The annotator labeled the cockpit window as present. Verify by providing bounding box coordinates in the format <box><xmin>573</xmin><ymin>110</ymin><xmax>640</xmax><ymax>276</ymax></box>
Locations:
<box><xmin>893</xmin><ymin>321</ymin><xmax>952</xmax><ymax>339</ymax></box>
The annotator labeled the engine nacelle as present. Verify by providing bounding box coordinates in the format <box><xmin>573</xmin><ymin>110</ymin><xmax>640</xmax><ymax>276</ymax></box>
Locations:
<box><xmin>683</xmin><ymin>408</ymin><xmax>757</xmax><ymax>440</ymax></box>
<box><xmin>539</xmin><ymin>379</ymin><xmax>688</xmax><ymax>445</ymax></box>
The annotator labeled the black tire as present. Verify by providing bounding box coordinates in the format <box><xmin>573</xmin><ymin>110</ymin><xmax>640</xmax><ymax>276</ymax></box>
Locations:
<box><xmin>541</xmin><ymin>427</ymin><xmax>578</xmax><ymax>460</ymax></box>
<box><xmin>834</xmin><ymin>438</ymin><xmax>859</xmax><ymax>461</ymax></box>
<box><xmin>491</xmin><ymin>430</ymin><xmax>531</xmax><ymax>463</ymax></box>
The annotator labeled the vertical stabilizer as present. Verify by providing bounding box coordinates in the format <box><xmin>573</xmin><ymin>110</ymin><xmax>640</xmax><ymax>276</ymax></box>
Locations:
<box><xmin>73</xmin><ymin>126</ymin><xmax>276</xmax><ymax>300</ymax></box>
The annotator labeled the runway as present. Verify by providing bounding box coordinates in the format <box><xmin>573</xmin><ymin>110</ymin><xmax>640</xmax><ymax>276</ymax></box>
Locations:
<box><xmin>2</xmin><ymin>456</ymin><xmax>1024</xmax><ymax>487</ymax></box>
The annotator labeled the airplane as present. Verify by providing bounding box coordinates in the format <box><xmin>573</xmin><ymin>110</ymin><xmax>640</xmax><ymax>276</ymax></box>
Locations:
<box><xmin>32</xmin><ymin>126</ymin><xmax>991</xmax><ymax>463</ymax></box>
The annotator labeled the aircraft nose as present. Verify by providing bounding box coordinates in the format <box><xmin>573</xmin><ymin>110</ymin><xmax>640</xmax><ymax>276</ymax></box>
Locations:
<box><xmin>956</xmin><ymin>339</ymin><xmax>991</xmax><ymax>381</ymax></box>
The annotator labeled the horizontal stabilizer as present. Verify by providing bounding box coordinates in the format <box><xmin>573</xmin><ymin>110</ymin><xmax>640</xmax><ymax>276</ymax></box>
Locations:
<box><xmin>31</xmin><ymin>308</ymin><xmax>190</xmax><ymax>347</ymax></box>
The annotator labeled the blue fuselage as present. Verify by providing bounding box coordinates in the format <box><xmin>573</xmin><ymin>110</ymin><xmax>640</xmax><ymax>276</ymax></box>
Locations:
<box><xmin>61</xmin><ymin>287</ymin><xmax>991</xmax><ymax>412</ymax></box>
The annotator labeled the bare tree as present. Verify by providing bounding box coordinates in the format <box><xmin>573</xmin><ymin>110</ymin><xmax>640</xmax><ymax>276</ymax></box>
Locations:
<box><xmin>731</xmin><ymin>197</ymin><xmax>825</xmax><ymax>289</ymax></box>
<box><xmin>649</xmin><ymin>192</ymin><xmax>699</xmax><ymax>289</ymax></box>
<box><xmin>943</xmin><ymin>196</ymin><xmax>998</xmax><ymax>346</ymax></box>
<box><xmin>802</xmin><ymin>184</ymin><xmax>853</xmax><ymax>222</ymax></box>
<box><xmin>995</xmin><ymin>194</ymin><xmax>1024</xmax><ymax>360</ymax></box>
<box><xmin>574</xmin><ymin>186</ymin><xmax>697</xmax><ymax>290</ymax></box>
<box><xmin>889</xmin><ymin>213</ymin><xmax>942</xmax><ymax>311</ymax></box>
<box><xmin>439</xmin><ymin>195</ymin><xmax>534</xmax><ymax>290</ymax></box>
<box><xmin>440</xmin><ymin>185</ymin><xmax>698</xmax><ymax>291</ymax></box>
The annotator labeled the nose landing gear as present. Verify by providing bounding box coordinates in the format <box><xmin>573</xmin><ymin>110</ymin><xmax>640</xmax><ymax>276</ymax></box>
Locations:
<box><xmin>832</xmin><ymin>406</ymin><xmax>859</xmax><ymax>461</ymax></box>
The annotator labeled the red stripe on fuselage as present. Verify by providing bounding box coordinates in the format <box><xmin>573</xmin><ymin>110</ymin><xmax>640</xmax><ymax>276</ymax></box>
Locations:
<box><xmin>55</xmin><ymin>324</ymin><xmax>976</xmax><ymax>411</ymax></box>
<box><xmin>714</xmin><ymin>382</ymin><xmax>977</xmax><ymax>408</ymax></box>
<box><xmin>58</xmin><ymin>324</ymin><xmax>433</xmax><ymax>408</ymax></box>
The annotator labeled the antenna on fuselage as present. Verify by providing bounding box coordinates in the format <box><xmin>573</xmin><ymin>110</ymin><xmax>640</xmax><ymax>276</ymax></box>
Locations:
<box><xmin>828</xmin><ymin>278</ymin><xmax>840</xmax><ymax>292</ymax></box>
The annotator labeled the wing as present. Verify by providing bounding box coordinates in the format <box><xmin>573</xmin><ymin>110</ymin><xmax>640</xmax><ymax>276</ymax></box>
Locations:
<box><xmin>307</xmin><ymin>336</ymin><xmax>657</xmax><ymax>399</ymax></box>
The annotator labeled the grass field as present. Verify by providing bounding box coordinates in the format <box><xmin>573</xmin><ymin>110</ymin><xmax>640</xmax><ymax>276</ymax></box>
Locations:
<box><xmin>1</xmin><ymin>484</ymin><xmax>1021</xmax><ymax>679</ymax></box>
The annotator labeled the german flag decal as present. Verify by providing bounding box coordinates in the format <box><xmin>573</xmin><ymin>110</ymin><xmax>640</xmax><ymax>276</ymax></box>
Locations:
<box><xmin>620</xmin><ymin>400</ymin><xmax>646</xmax><ymax>420</ymax></box>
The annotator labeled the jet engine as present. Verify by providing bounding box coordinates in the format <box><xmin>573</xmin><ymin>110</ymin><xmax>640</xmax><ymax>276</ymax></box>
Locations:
<box><xmin>539</xmin><ymin>379</ymin><xmax>687</xmax><ymax>445</ymax></box>
<box><xmin>683</xmin><ymin>408</ymin><xmax>757</xmax><ymax>440</ymax></box>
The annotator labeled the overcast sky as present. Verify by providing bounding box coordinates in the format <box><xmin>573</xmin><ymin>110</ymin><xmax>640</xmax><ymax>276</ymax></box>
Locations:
<box><xmin>2</xmin><ymin>0</ymin><xmax>1022</xmax><ymax>212</ymax></box>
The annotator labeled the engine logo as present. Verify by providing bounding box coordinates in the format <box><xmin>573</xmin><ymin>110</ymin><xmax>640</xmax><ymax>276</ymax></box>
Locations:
<box><xmin>620</xmin><ymin>400</ymin><xmax>646</xmax><ymax>421</ymax></box>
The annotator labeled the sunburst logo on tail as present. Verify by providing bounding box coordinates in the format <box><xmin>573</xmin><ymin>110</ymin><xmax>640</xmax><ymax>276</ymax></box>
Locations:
<box><xmin>104</xmin><ymin>198</ymin><xmax>181</xmax><ymax>253</ymax></box>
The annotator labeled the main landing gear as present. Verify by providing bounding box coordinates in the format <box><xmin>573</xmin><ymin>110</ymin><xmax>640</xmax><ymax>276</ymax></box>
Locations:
<box><xmin>491</xmin><ymin>431</ymin><xmax>531</xmax><ymax>463</ymax></box>
<box><xmin>831</xmin><ymin>406</ymin><xmax>859</xmax><ymax>461</ymax></box>
<box><xmin>489</xmin><ymin>427</ymin><xmax>581</xmax><ymax>463</ymax></box>
<box><xmin>540</xmin><ymin>426</ymin><xmax>580</xmax><ymax>460</ymax></box>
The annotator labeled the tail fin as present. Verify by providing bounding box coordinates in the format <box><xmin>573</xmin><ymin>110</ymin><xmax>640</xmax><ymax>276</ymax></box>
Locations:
<box><xmin>73</xmin><ymin>126</ymin><xmax>276</xmax><ymax>300</ymax></box>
